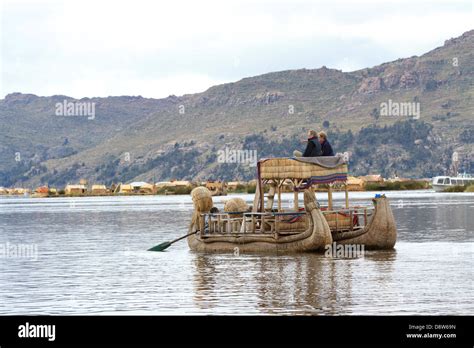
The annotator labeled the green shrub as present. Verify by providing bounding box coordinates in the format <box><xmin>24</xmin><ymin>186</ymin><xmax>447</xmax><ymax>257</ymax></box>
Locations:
<box><xmin>399</xmin><ymin>181</ymin><xmax>427</xmax><ymax>190</ymax></box>
<box><xmin>363</xmin><ymin>183</ymin><xmax>379</xmax><ymax>191</ymax></box>
<box><xmin>247</xmin><ymin>184</ymin><xmax>256</xmax><ymax>194</ymax></box>
<box><xmin>386</xmin><ymin>182</ymin><xmax>402</xmax><ymax>190</ymax></box>
<box><xmin>443</xmin><ymin>185</ymin><xmax>466</xmax><ymax>192</ymax></box>
<box><xmin>229</xmin><ymin>184</ymin><xmax>247</xmax><ymax>193</ymax></box>
<box><xmin>155</xmin><ymin>187</ymin><xmax>167</xmax><ymax>195</ymax></box>
<box><xmin>173</xmin><ymin>186</ymin><xmax>193</xmax><ymax>195</ymax></box>
<box><xmin>365</xmin><ymin>180</ymin><xmax>427</xmax><ymax>191</ymax></box>
<box><xmin>156</xmin><ymin>186</ymin><xmax>193</xmax><ymax>195</ymax></box>
<box><xmin>442</xmin><ymin>184</ymin><xmax>474</xmax><ymax>193</ymax></box>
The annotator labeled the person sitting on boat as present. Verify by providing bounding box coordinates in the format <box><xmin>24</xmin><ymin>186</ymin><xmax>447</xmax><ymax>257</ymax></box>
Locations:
<box><xmin>318</xmin><ymin>131</ymin><xmax>334</xmax><ymax>156</ymax></box>
<box><xmin>293</xmin><ymin>130</ymin><xmax>322</xmax><ymax>157</ymax></box>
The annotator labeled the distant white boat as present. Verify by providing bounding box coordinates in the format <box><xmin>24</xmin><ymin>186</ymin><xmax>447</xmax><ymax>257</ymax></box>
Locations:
<box><xmin>432</xmin><ymin>173</ymin><xmax>474</xmax><ymax>192</ymax></box>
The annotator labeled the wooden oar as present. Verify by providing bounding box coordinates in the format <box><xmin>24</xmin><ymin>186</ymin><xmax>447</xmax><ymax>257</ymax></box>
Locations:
<box><xmin>148</xmin><ymin>231</ymin><xmax>198</xmax><ymax>252</ymax></box>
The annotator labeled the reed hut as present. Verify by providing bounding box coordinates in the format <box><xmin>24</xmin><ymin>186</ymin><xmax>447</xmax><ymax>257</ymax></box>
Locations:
<box><xmin>169</xmin><ymin>180</ymin><xmax>192</xmax><ymax>188</ymax></box>
<box><xmin>32</xmin><ymin>186</ymin><xmax>50</xmax><ymax>197</ymax></box>
<box><xmin>346</xmin><ymin>176</ymin><xmax>365</xmax><ymax>191</ymax></box>
<box><xmin>114</xmin><ymin>183</ymin><xmax>134</xmax><ymax>194</ymax></box>
<box><xmin>360</xmin><ymin>175</ymin><xmax>384</xmax><ymax>185</ymax></box>
<box><xmin>129</xmin><ymin>181</ymin><xmax>154</xmax><ymax>194</ymax></box>
<box><xmin>65</xmin><ymin>184</ymin><xmax>87</xmax><ymax>195</ymax></box>
<box><xmin>91</xmin><ymin>184</ymin><xmax>108</xmax><ymax>195</ymax></box>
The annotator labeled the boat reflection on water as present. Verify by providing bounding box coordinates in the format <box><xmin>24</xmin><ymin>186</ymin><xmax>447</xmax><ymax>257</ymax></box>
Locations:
<box><xmin>192</xmin><ymin>250</ymin><xmax>397</xmax><ymax>315</ymax></box>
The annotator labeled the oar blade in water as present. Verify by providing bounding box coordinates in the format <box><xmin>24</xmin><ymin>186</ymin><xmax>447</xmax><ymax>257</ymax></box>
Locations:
<box><xmin>148</xmin><ymin>241</ymin><xmax>172</xmax><ymax>252</ymax></box>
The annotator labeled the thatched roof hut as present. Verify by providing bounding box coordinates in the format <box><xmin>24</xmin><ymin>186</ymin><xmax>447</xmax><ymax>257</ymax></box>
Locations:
<box><xmin>65</xmin><ymin>184</ymin><xmax>87</xmax><ymax>195</ymax></box>
<box><xmin>91</xmin><ymin>184</ymin><xmax>108</xmax><ymax>195</ymax></box>
<box><xmin>360</xmin><ymin>174</ymin><xmax>384</xmax><ymax>184</ymax></box>
<box><xmin>347</xmin><ymin>176</ymin><xmax>365</xmax><ymax>191</ymax></box>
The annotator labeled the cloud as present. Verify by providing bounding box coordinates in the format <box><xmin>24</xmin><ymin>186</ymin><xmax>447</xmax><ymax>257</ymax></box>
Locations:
<box><xmin>1</xmin><ymin>0</ymin><xmax>472</xmax><ymax>98</ymax></box>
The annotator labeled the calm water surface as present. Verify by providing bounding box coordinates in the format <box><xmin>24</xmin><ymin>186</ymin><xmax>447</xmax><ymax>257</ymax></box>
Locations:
<box><xmin>0</xmin><ymin>190</ymin><xmax>472</xmax><ymax>315</ymax></box>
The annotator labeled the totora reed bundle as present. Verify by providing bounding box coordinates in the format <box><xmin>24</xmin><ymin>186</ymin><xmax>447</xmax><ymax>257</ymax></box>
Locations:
<box><xmin>191</xmin><ymin>187</ymin><xmax>213</xmax><ymax>212</ymax></box>
<box><xmin>190</xmin><ymin>187</ymin><xmax>213</xmax><ymax>230</ymax></box>
<box><xmin>224</xmin><ymin>197</ymin><xmax>248</xmax><ymax>216</ymax></box>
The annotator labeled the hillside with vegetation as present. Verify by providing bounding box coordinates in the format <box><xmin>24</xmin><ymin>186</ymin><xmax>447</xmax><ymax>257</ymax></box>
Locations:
<box><xmin>1</xmin><ymin>30</ymin><xmax>473</xmax><ymax>187</ymax></box>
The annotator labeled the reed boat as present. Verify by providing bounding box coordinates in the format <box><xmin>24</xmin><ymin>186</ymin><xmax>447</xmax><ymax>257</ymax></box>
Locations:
<box><xmin>187</xmin><ymin>156</ymin><xmax>397</xmax><ymax>253</ymax></box>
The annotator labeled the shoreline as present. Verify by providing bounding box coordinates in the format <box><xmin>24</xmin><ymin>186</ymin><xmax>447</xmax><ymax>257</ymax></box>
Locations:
<box><xmin>3</xmin><ymin>188</ymin><xmax>474</xmax><ymax>199</ymax></box>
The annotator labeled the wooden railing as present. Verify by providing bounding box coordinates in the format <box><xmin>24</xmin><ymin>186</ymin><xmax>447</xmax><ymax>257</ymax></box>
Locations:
<box><xmin>200</xmin><ymin>207</ymin><xmax>373</xmax><ymax>236</ymax></box>
<box><xmin>321</xmin><ymin>207</ymin><xmax>373</xmax><ymax>232</ymax></box>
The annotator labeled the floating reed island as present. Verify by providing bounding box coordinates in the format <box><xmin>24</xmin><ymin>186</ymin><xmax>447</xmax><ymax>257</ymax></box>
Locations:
<box><xmin>187</xmin><ymin>156</ymin><xmax>397</xmax><ymax>253</ymax></box>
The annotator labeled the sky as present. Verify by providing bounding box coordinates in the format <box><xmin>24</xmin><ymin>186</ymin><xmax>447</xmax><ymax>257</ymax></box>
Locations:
<box><xmin>0</xmin><ymin>0</ymin><xmax>472</xmax><ymax>99</ymax></box>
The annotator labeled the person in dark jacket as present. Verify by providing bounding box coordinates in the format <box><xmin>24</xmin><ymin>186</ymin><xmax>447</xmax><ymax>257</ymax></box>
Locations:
<box><xmin>318</xmin><ymin>131</ymin><xmax>335</xmax><ymax>156</ymax></box>
<box><xmin>293</xmin><ymin>130</ymin><xmax>322</xmax><ymax>157</ymax></box>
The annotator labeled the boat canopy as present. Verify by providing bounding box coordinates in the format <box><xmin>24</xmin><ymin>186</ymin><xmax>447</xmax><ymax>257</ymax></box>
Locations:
<box><xmin>258</xmin><ymin>157</ymin><xmax>348</xmax><ymax>186</ymax></box>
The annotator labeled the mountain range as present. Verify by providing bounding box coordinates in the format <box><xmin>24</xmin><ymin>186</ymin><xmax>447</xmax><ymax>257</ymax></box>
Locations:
<box><xmin>1</xmin><ymin>30</ymin><xmax>473</xmax><ymax>187</ymax></box>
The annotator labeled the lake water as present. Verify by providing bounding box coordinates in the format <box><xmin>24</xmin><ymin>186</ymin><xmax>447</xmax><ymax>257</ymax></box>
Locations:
<box><xmin>0</xmin><ymin>190</ymin><xmax>472</xmax><ymax>315</ymax></box>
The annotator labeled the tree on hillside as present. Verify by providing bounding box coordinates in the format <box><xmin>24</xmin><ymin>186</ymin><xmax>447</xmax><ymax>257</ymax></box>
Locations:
<box><xmin>370</xmin><ymin>108</ymin><xmax>380</xmax><ymax>122</ymax></box>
